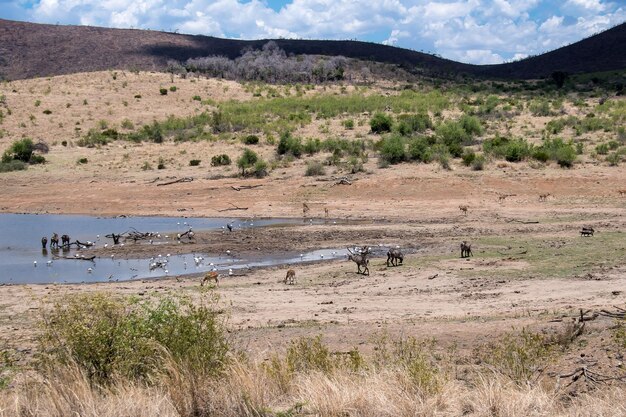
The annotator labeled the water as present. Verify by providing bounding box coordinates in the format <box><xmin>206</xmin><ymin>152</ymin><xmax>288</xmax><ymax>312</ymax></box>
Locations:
<box><xmin>0</xmin><ymin>214</ymin><xmax>346</xmax><ymax>284</ymax></box>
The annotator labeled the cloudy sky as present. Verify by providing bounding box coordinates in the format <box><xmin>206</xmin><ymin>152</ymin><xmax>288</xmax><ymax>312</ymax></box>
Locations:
<box><xmin>1</xmin><ymin>0</ymin><xmax>624</xmax><ymax>64</ymax></box>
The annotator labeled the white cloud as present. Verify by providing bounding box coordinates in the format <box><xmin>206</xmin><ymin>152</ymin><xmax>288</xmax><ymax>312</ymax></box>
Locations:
<box><xmin>6</xmin><ymin>0</ymin><xmax>625</xmax><ymax>64</ymax></box>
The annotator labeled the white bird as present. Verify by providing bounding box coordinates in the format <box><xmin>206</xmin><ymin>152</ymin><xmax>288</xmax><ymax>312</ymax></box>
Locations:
<box><xmin>149</xmin><ymin>239</ymin><xmax>153</xmax><ymax>244</ymax></box>
<box><xmin>87</xmin><ymin>268</ymin><xmax>93</xmax><ymax>273</ymax></box>
<box><xmin>96</xmin><ymin>234</ymin><xmax>100</xmax><ymax>238</ymax></box>
<box><xmin>320</xmin><ymin>254</ymin><xmax>324</xmax><ymax>258</ymax></box>
<box><xmin>120</xmin><ymin>243</ymin><xmax>125</xmax><ymax>247</ymax></box>
<box><xmin>166</xmin><ymin>254</ymin><xmax>171</xmax><ymax>257</ymax></box>
<box><xmin>33</xmin><ymin>261</ymin><xmax>37</xmax><ymax>266</ymax></box>
<box><xmin>229</xmin><ymin>268</ymin><xmax>233</xmax><ymax>276</ymax></box>
<box><xmin>111</xmin><ymin>254</ymin><xmax>115</xmax><ymax>259</ymax></box>
<box><xmin>47</xmin><ymin>260</ymin><xmax>52</xmax><ymax>266</ymax></box>
<box><xmin>333</xmin><ymin>221</ymin><xmax>337</xmax><ymax>224</ymax></box>
<box><xmin>209</xmin><ymin>262</ymin><xmax>214</xmax><ymax>266</ymax></box>
<box><xmin>158</xmin><ymin>254</ymin><xmax>162</xmax><ymax>258</ymax></box>
<box><xmin>177</xmin><ymin>222</ymin><xmax>180</xmax><ymax>225</ymax></box>
<box><xmin>300</xmin><ymin>254</ymin><xmax>304</xmax><ymax>258</ymax></box>
<box><xmin>226</xmin><ymin>250</ymin><xmax>231</xmax><ymax>255</ymax></box>
<box><xmin>104</xmin><ymin>243</ymin><xmax>108</xmax><ymax>248</ymax></box>
<box><xmin>164</xmin><ymin>269</ymin><xmax>168</xmax><ymax>274</ymax></box>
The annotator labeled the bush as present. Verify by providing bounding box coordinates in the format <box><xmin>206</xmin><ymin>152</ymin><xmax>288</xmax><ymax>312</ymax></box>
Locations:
<box><xmin>169</xmin><ymin>86</ymin><xmax>177</xmax><ymax>92</ymax></box>
<box><xmin>537</xmin><ymin>138</ymin><xmax>577</xmax><ymax>167</ymax></box>
<box><xmin>61</xmin><ymin>140</ymin><xmax>68</xmax><ymax>147</ymax></box>
<box><xmin>342</xmin><ymin>119</ymin><xmax>355</xmax><ymax>130</ymax></box>
<box><xmin>555</xmin><ymin>146</ymin><xmax>576</xmax><ymax>168</ymax></box>
<box><xmin>77</xmin><ymin>158</ymin><xmax>88</xmax><ymax>164</ymax></box>
<box><xmin>277</xmin><ymin>132</ymin><xmax>303</xmax><ymax>157</ymax></box>
<box><xmin>472</xmin><ymin>154</ymin><xmax>486</xmax><ymax>170</ymax></box>
<box><xmin>242</xmin><ymin>134</ymin><xmax>260</xmax><ymax>145</ymax></box>
<box><xmin>532</xmin><ymin>148</ymin><xmax>550</xmax><ymax>162</ymax></box>
<box><xmin>42</xmin><ymin>109</ymin><xmax>52</xmax><ymax>115</ymax></box>
<box><xmin>436</xmin><ymin>121</ymin><xmax>469</xmax><ymax>146</ymax></box>
<box><xmin>459</xmin><ymin>114</ymin><xmax>483</xmax><ymax>136</ymax></box>
<box><xmin>38</xmin><ymin>292</ymin><xmax>229</xmax><ymax>384</ymax></box>
<box><xmin>303</xmin><ymin>138</ymin><xmax>322</xmax><ymax>155</ymax></box>
<box><xmin>370</xmin><ymin>113</ymin><xmax>393</xmax><ymax>134</ymax></box>
<box><xmin>379</xmin><ymin>135</ymin><xmax>406</xmax><ymax>164</ymax></box>
<box><xmin>504</xmin><ymin>140</ymin><xmax>532</xmax><ymax>162</ymax></box>
<box><xmin>2</xmin><ymin>138</ymin><xmax>35</xmax><ymax>163</ymax></box>
<box><xmin>305</xmin><ymin>161</ymin><xmax>326</xmax><ymax>176</ymax></box>
<box><xmin>237</xmin><ymin>148</ymin><xmax>259</xmax><ymax>176</ymax></box>
<box><xmin>189</xmin><ymin>159</ymin><xmax>201</xmax><ymax>166</ymax></box>
<box><xmin>462</xmin><ymin>150</ymin><xmax>476</xmax><ymax>166</ymax></box>
<box><xmin>192</xmin><ymin>95</ymin><xmax>201</xmax><ymax>101</ymax></box>
<box><xmin>595</xmin><ymin>143</ymin><xmax>609</xmax><ymax>155</ymax></box>
<box><xmin>396</xmin><ymin>113</ymin><xmax>432</xmax><ymax>136</ymax></box>
<box><xmin>211</xmin><ymin>154</ymin><xmax>231</xmax><ymax>166</ymax></box>
<box><xmin>407</xmin><ymin>137</ymin><xmax>432</xmax><ymax>163</ymax></box>
<box><xmin>0</xmin><ymin>160</ymin><xmax>27</xmax><ymax>173</ymax></box>
<box><xmin>159</xmin><ymin>88</ymin><xmax>168</xmax><ymax>95</ymax></box>
<box><xmin>253</xmin><ymin>159</ymin><xmax>269</xmax><ymax>178</ymax></box>
<box><xmin>606</xmin><ymin>152</ymin><xmax>621</xmax><ymax>166</ymax></box>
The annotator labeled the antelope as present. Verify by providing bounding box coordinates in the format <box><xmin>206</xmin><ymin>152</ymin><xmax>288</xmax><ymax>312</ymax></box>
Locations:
<box><xmin>303</xmin><ymin>203</ymin><xmax>310</xmax><ymax>217</ymax></box>
<box><xmin>539</xmin><ymin>193</ymin><xmax>551</xmax><ymax>202</ymax></box>
<box><xmin>459</xmin><ymin>205</ymin><xmax>469</xmax><ymax>215</ymax></box>
<box><xmin>324</xmin><ymin>207</ymin><xmax>329</xmax><ymax>218</ymax></box>
<box><xmin>618</xmin><ymin>190</ymin><xmax>626</xmax><ymax>196</ymax></box>
<box><xmin>50</xmin><ymin>233</ymin><xmax>59</xmax><ymax>249</ymax></box>
<box><xmin>460</xmin><ymin>241</ymin><xmax>473</xmax><ymax>258</ymax></box>
<box><xmin>347</xmin><ymin>246</ymin><xmax>370</xmax><ymax>275</ymax></box>
<box><xmin>202</xmin><ymin>271</ymin><xmax>219</xmax><ymax>286</ymax></box>
<box><xmin>61</xmin><ymin>234</ymin><xmax>70</xmax><ymax>247</ymax></box>
<box><xmin>284</xmin><ymin>269</ymin><xmax>296</xmax><ymax>285</ymax></box>
<box><xmin>41</xmin><ymin>236</ymin><xmax>48</xmax><ymax>249</ymax></box>
<box><xmin>498</xmin><ymin>194</ymin><xmax>515</xmax><ymax>203</ymax></box>
<box><xmin>387</xmin><ymin>247</ymin><xmax>403</xmax><ymax>267</ymax></box>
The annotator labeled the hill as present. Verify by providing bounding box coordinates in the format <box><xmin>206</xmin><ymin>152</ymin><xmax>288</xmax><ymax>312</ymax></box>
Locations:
<box><xmin>0</xmin><ymin>18</ymin><xmax>625</xmax><ymax>81</ymax></box>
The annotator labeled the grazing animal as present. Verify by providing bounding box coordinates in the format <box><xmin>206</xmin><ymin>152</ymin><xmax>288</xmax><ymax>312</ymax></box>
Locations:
<box><xmin>347</xmin><ymin>246</ymin><xmax>370</xmax><ymax>275</ymax></box>
<box><xmin>324</xmin><ymin>207</ymin><xmax>329</xmax><ymax>218</ymax></box>
<box><xmin>618</xmin><ymin>189</ymin><xmax>626</xmax><ymax>196</ymax></box>
<box><xmin>459</xmin><ymin>205</ymin><xmax>469</xmax><ymax>216</ymax></box>
<box><xmin>41</xmin><ymin>236</ymin><xmax>48</xmax><ymax>249</ymax></box>
<box><xmin>202</xmin><ymin>271</ymin><xmax>219</xmax><ymax>286</ymax></box>
<box><xmin>386</xmin><ymin>248</ymin><xmax>404</xmax><ymax>267</ymax></box>
<box><xmin>187</xmin><ymin>230</ymin><xmax>195</xmax><ymax>240</ymax></box>
<box><xmin>303</xmin><ymin>203</ymin><xmax>310</xmax><ymax>217</ymax></box>
<box><xmin>539</xmin><ymin>193</ymin><xmax>551</xmax><ymax>202</ymax></box>
<box><xmin>61</xmin><ymin>234</ymin><xmax>70</xmax><ymax>247</ymax></box>
<box><xmin>460</xmin><ymin>241</ymin><xmax>473</xmax><ymax>258</ymax></box>
<box><xmin>498</xmin><ymin>194</ymin><xmax>515</xmax><ymax>203</ymax></box>
<box><xmin>284</xmin><ymin>269</ymin><xmax>296</xmax><ymax>285</ymax></box>
<box><xmin>50</xmin><ymin>233</ymin><xmax>59</xmax><ymax>249</ymax></box>
<box><xmin>580</xmin><ymin>227</ymin><xmax>595</xmax><ymax>237</ymax></box>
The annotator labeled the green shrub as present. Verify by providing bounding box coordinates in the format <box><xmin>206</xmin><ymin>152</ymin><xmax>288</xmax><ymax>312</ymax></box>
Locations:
<box><xmin>555</xmin><ymin>145</ymin><xmax>576</xmax><ymax>167</ymax></box>
<box><xmin>77</xmin><ymin>158</ymin><xmax>88</xmax><ymax>164</ymax></box>
<box><xmin>121</xmin><ymin>119</ymin><xmax>134</xmax><ymax>129</ymax></box>
<box><xmin>342</xmin><ymin>119</ymin><xmax>355</xmax><ymax>130</ymax></box>
<box><xmin>141</xmin><ymin>161</ymin><xmax>153</xmax><ymax>171</ymax></box>
<box><xmin>305</xmin><ymin>161</ymin><xmax>326</xmax><ymax>176</ymax></box>
<box><xmin>286</xmin><ymin>335</ymin><xmax>334</xmax><ymax>374</ymax></box>
<box><xmin>159</xmin><ymin>88</ymin><xmax>168</xmax><ymax>95</ymax></box>
<box><xmin>459</xmin><ymin>114</ymin><xmax>483</xmax><ymax>136</ymax></box>
<box><xmin>407</xmin><ymin>137</ymin><xmax>432</xmax><ymax>163</ymax></box>
<box><xmin>38</xmin><ymin>292</ymin><xmax>229</xmax><ymax>385</ymax></box>
<box><xmin>189</xmin><ymin>159</ymin><xmax>201</xmax><ymax>166</ymax></box>
<box><xmin>379</xmin><ymin>135</ymin><xmax>406</xmax><ymax>164</ymax></box>
<box><xmin>432</xmin><ymin>144</ymin><xmax>451</xmax><ymax>170</ymax></box>
<box><xmin>134</xmin><ymin>94</ymin><xmax>142</xmax><ymax>99</ymax></box>
<box><xmin>472</xmin><ymin>154</ymin><xmax>486</xmax><ymax>170</ymax></box>
<box><xmin>462</xmin><ymin>150</ymin><xmax>476</xmax><ymax>166</ymax></box>
<box><xmin>595</xmin><ymin>143</ymin><xmax>609</xmax><ymax>155</ymax></box>
<box><xmin>253</xmin><ymin>159</ymin><xmax>268</xmax><ymax>178</ymax></box>
<box><xmin>2</xmin><ymin>138</ymin><xmax>35</xmax><ymax>163</ymax></box>
<box><xmin>42</xmin><ymin>109</ymin><xmax>52</xmax><ymax>115</ymax></box>
<box><xmin>529</xmin><ymin>100</ymin><xmax>553</xmax><ymax>116</ymax></box>
<box><xmin>532</xmin><ymin>148</ymin><xmax>550</xmax><ymax>162</ymax></box>
<box><xmin>606</xmin><ymin>152</ymin><xmax>621</xmax><ymax>166</ymax></box>
<box><xmin>0</xmin><ymin>160</ymin><xmax>27</xmax><ymax>173</ymax></box>
<box><xmin>436</xmin><ymin>121</ymin><xmax>469</xmax><ymax>146</ymax></box>
<box><xmin>61</xmin><ymin>140</ymin><xmax>68</xmax><ymax>147</ymax></box>
<box><xmin>237</xmin><ymin>148</ymin><xmax>259</xmax><ymax>176</ymax></box>
<box><xmin>396</xmin><ymin>113</ymin><xmax>432</xmax><ymax>136</ymax></box>
<box><xmin>304</xmin><ymin>138</ymin><xmax>322</xmax><ymax>155</ymax></box>
<box><xmin>277</xmin><ymin>132</ymin><xmax>303</xmax><ymax>157</ymax></box>
<box><xmin>242</xmin><ymin>134</ymin><xmax>260</xmax><ymax>145</ymax></box>
<box><xmin>157</xmin><ymin>157</ymin><xmax>166</xmax><ymax>169</ymax></box>
<box><xmin>211</xmin><ymin>154</ymin><xmax>231</xmax><ymax>166</ymax></box>
<box><xmin>169</xmin><ymin>86</ymin><xmax>177</xmax><ymax>92</ymax></box>
<box><xmin>192</xmin><ymin>95</ymin><xmax>201</xmax><ymax>101</ymax></box>
<box><xmin>370</xmin><ymin>113</ymin><xmax>393</xmax><ymax>134</ymax></box>
<box><xmin>504</xmin><ymin>140</ymin><xmax>532</xmax><ymax>162</ymax></box>
<box><xmin>537</xmin><ymin>138</ymin><xmax>577</xmax><ymax>167</ymax></box>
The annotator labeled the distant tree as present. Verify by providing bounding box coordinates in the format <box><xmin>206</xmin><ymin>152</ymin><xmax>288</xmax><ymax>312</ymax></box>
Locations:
<box><xmin>237</xmin><ymin>148</ymin><xmax>258</xmax><ymax>176</ymax></box>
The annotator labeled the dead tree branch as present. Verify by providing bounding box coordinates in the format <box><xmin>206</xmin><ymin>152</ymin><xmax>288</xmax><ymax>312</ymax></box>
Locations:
<box><xmin>156</xmin><ymin>177</ymin><xmax>194</xmax><ymax>186</ymax></box>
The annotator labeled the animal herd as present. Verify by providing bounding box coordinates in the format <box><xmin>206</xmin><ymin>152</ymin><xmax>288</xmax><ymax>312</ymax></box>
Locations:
<box><xmin>41</xmin><ymin>233</ymin><xmax>70</xmax><ymax>249</ymax></box>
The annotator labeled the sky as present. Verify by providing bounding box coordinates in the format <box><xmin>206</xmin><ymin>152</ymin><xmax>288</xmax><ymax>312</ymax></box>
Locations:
<box><xmin>1</xmin><ymin>0</ymin><xmax>625</xmax><ymax>64</ymax></box>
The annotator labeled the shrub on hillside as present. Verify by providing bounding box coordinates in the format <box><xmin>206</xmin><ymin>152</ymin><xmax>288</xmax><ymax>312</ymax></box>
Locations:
<box><xmin>305</xmin><ymin>161</ymin><xmax>326</xmax><ymax>176</ymax></box>
<box><xmin>396</xmin><ymin>113</ymin><xmax>432</xmax><ymax>136</ymax></box>
<box><xmin>379</xmin><ymin>135</ymin><xmax>406</xmax><ymax>164</ymax></box>
<box><xmin>242</xmin><ymin>134</ymin><xmax>260</xmax><ymax>145</ymax></box>
<box><xmin>277</xmin><ymin>132</ymin><xmax>303</xmax><ymax>157</ymax></box>
<box><xmin>237</xmin><ymin>148</ymin><xmax>259</xmax><ymax>176</ymax></box>
<box><xmin>211</xmin><ymin>154</ymin><xmax>231</xmax><ymax>166</ymax></box>
<box><xmin>370</xmin><ymin>113</ymin><xmax>393</xmax><ymax>134</ymax></box>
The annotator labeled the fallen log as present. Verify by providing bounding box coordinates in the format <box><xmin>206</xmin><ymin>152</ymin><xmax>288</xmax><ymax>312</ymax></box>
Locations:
<box><xmin>218</xmin><ymin>202</ymin><xmax>248</xmax><ymax>212</ymax></box>
<box><xmin>156</xmin><ymin>177</ymin><xmax>193</xmax><ymax>186</ymax></box>
<box><xmin>231</xmin><ymin>184</ymin><xmax>263</xmax><ymax>191</ymax></box>
<box><xmin>54</xmin><ymin>255</ymin><xmax>96</xmax><ymax>261</ymax></box>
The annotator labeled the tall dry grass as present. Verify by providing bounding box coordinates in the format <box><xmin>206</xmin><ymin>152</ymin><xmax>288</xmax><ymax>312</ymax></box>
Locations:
<box><xmin>2</xmin><ymin>359</ymin><xmax>625</xmax><ymax>417</ymax></box>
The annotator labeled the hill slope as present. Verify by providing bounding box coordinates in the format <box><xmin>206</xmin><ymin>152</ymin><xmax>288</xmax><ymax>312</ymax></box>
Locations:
<box><xmin>0</xmin><ymin>18</ymin><xmax>625</xmax><ymax>81</ymax></box>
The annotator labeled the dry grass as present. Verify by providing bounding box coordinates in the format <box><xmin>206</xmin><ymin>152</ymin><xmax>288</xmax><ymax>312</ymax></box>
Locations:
<box><xmin>2</xmin><ymin>359</ymin><xmax>625</xmax><ymax>417</ymax></box>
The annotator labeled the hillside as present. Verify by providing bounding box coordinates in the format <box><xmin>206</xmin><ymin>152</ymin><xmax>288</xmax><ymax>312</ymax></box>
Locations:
<box><xmin>1</xmin><ymin>18</ymin><xmax>625</xmax><ymax>81</ymax></box>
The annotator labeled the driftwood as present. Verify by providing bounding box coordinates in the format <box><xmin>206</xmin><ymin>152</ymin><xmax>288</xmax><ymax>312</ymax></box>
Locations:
<box><xmin>156</xmin><ymin>177</ymin><xmax>193</xmax><ymax>186</ymax></box>
<box><xmin>231</xmin><ymin>184</ymin><xmax>263</xmax><ymax>191</ymax></box>
<box><xmin>558</xmin><ymin>366</ymin><xmax>626</xmax><ymax>386</ymax></box>
<box><xmin>218</xmin><ymin>202</ymin><xmax>249</xmax><ymax>212</ymax></box>
<box><xmin>505</xmin><ymin>219</ymin><xmax>540</xmax><ymax>224</ymax></box>
<box><xmin>54</xmin><ymin>255</ymin><xmax>96</xmax><ymax>261</ymax></box>
<box><xmin>333</xmin><ymin>176</ymin><xmax>352</xmax><ymax>186</ymax></box>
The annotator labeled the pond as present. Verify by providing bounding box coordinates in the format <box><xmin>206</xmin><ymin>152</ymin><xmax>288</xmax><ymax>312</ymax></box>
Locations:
<box><xmin>0</xmin><ymin>214</ymin><xmax>347</xmax><ymax>284</ymax></box>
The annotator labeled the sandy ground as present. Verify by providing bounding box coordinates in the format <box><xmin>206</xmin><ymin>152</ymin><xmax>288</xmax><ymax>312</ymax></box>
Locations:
<box><xmin>0</xmin><ymin>73</ymin><xmax>625</xmax><ymax>379</ymax></box>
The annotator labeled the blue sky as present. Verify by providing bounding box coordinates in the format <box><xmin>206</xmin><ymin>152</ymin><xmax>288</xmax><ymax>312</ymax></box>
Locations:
<box><xmin>1</xmin><ymin>0</ymin><xmax>624</xmax><ymax>64</ymax></box>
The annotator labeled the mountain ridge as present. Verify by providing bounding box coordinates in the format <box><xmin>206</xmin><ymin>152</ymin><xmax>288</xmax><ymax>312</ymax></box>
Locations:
<box><xmin>0</xmin><ymin>18</ymin><xmax>625</xmax><ymax>81</ymax></box>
